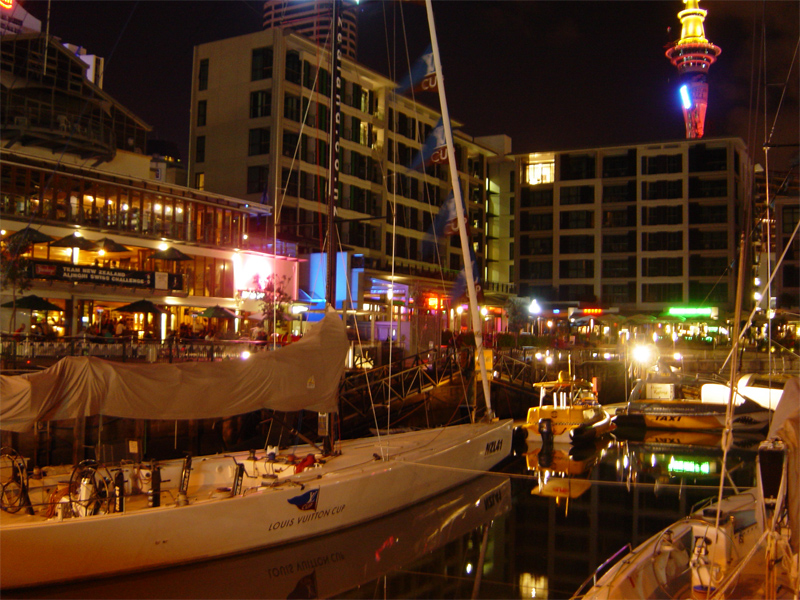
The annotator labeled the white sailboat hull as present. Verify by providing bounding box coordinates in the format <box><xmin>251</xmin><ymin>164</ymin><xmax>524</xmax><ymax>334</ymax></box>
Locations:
<box><xmin>1</xmin><ymin>420</ymin><xmax>512</xmax><ymax>589</ymax></box>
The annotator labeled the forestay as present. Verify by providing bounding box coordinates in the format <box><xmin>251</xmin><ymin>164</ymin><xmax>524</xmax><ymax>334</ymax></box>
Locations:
<box><xmin>0</xmin><ymin>309</ymin><xmax>349</xmax><ymax>432</ymax></box>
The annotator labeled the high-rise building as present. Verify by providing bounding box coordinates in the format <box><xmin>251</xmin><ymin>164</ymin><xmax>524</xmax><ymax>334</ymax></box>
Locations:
<box><xmin>0</xmin><ymin>0</ymin><xmax>41</xmax><ymax>36</ymax></box>
<box><xmin>263</xmin><ymin>0</ymin><xmax>358</xmax><ymax>60</ymax></box>
<box><xmin>508</xmin><ymin>138</ymin><xmax>751</xmax><ymax>315</ymax></box>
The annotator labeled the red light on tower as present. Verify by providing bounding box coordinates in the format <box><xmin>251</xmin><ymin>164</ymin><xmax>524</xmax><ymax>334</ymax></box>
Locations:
<box><xmin>665</xmin><ymin>0</ymin><xmax>721</xmax><ymax>139</ymax></box>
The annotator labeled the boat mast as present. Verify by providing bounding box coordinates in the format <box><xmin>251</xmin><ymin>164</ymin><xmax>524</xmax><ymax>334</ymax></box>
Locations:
<box><xmin>423</xmin><ymin>0</ymin><xmax>494</xmax><ymax>420</ymax></box>
<box><xmin>321</xmin><ymin>0</ymin><xmax>343</xmax><ymax>454</ymax></box>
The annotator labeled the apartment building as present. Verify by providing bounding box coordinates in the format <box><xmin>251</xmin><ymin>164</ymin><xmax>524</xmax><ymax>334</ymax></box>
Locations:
<box><xmin>509</xmin><ymin>138</ymin><xmax>752</xmax><ymax>315</ymax></box>
<box><xmin>189</xmin><ymin>27</ymin><xmax>513</xmax><ymax>343</ymax></box>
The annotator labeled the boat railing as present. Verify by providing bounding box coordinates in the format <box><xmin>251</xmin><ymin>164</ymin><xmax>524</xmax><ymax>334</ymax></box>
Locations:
<box><xmin>571</xmin><ymin>542</ymin><xmax>632</xmax><ymax>599</ymax></box>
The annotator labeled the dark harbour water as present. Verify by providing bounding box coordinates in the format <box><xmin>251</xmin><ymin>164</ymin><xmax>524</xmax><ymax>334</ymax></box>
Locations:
<box><xmin>7</xmin><ymin>433</ymin><xmax>760</xmax><ymax>600</ymax></box>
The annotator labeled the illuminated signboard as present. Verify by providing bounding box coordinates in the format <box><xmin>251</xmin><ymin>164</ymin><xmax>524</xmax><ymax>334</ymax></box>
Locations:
<box><xmin>668</xmin><ymin>457</ymin><xmax>712</xmax><ymax>475</ymax></box>
<box><xmin>666</xmin><ymin>307</ymin><xmax>715</xmax><ymax>318</ymax></box>
<box><xmin>1</xmin><ymin>0</ymin><xmax>13</xmax><ymax>10</ymax></box>
<box><xmin>232</xmin><ymin>252</ymin><xmax>274</xmax><ymax>293</ymax></box>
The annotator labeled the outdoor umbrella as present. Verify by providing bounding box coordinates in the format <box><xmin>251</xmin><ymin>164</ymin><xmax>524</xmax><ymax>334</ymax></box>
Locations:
<box><xmin>2</xmin><ymin>227</ymin><xmax>53</xmax><ymax>246</ymax></box>
<box><xmin>49</xmin><ymin>233</ymin><xmax>98</xmax><ymax>251</ymax></box>
<box><xmin>1</xmin><ymin>295</ymin><xmax>63</xmax><ymax>312</ymax></box>
<box><xmin>116</xmin><ymin>299</ymin><xmax>164</xmax><ymax>314</ymax></box>
<box><xmin>151</xmin><ymin>247</ymin><xmax>191</xmax><ymax>261</ymax></box>
<box><xmin>200</xmin><ymin>305</ymin><xmax>238</xmax><ymax>319</ymax></box>
<box><xmin>95</xmin><ymin>237</ymin><xmax>130</xmax><ymax>253</ymax></box>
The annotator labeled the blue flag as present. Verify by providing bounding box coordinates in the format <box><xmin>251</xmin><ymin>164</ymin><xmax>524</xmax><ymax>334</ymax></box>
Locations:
<box><xmin>407</xmin><ymin>118</ymin><xmax>447</xmax><ymax>172</ymax></box>
<box><xmin>396</xmin><ymin>44</ymin><xmax>437</xmax><ymax>95</ymax></box>
<box><xmin>451</xmin><ymin>246</ymin><xmax>482</xmax><ymax>303</ymax></box>
<box><xmin>422</xmin><ymin>191</ymin><xmax>460</xmax><ymax>260</ymax></box>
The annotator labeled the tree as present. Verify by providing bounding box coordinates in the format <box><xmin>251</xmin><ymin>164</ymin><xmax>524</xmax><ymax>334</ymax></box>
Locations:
<box><xmin>0</xmin><ymin>237</ymin><xmax>34</xmax><ymax>331</ymax></box>
<box><xmin>258</xmin><ymin>273</ymin><xmax>292</xmax><ymax>335</ymax></box>
<box><xmin>505</xmin><ymin>298</ymin><xmax>529</xmax><ymax>334</ymax></box>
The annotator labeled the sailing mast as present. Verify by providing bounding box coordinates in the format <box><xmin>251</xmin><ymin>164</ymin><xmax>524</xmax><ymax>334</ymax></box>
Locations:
<box><xmin>320</xmin><ymin>0</ymin><xmax>343</xmax><ymax>454</ymax></box>
<box><xmin>423</xmin><ymin>0</ymin><xmax>494</xmax><ymax>420</ymax></box>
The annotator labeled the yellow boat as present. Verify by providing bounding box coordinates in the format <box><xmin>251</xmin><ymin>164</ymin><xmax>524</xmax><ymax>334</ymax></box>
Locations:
<box><xmin>518</xmin><ymin>372</ymin><xmax>613</xmax><ymax>445</ymax></box>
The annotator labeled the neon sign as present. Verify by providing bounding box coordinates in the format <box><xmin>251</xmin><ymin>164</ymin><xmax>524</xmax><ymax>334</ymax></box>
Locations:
<box><xmin>1</xmin><ymin>0</ymin><xmax>13</xmax><ymax>10</ymax></box>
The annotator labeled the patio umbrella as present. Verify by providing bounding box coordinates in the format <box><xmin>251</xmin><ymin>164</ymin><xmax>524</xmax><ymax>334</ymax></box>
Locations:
<box><xmin>151</xmin><ymin>247</ymin><xmax>191</xmax><ymax>261</ymax></box>
<box><xmin>2</xmin><ymin>227</ymin><xmax>53</xmax><ymax>246</ymax></box>
<box><xmin>50</xmin><ymin>233</ymin><xmax>98</xmax><ymax>251</ymax></box>
<box><xmin>200</xmin><ymin>305</ymin><xmax>238</xmax><ymax>319</ymax></box>
<box><xmin>116</xmin><ymin>299</ymin><xmax>164</xmax><ymax>314</ymax></box>
<box><xmin>95</xmin><ymin>237</ymin><xmax>130</xmax><ymax>253</ymax></box>
<box><xmin>1</xmin><ymin>295</ymin><xmax>63</xmax><ymax>312</ymax></box>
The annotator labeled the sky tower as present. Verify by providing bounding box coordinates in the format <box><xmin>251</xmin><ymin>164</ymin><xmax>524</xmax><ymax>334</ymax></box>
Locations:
<box><xmin>665</xmin><ymin>0</ymin><xmax>721</xmax><ymax>139</ymax></box>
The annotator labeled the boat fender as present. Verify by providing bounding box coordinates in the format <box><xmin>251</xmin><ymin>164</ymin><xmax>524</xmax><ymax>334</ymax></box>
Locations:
<box><xmin>294</xmin><ymin>454</ymin><xmax>316</xmax><ymax>474</ymax></box>
<box><xmin>538</xmin><ymin>418</ymin><xmax>554</xmax><ymax>445</ymax></box>
<box><xmin>113</xmin><ymin>470</ymin><xmax>125</xmax><ymax>513</ymax></box>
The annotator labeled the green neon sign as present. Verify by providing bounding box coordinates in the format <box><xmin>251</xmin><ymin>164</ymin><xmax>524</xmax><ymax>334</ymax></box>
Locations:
<box><xmin>666</xmin><ymin>307</ymin><xmax>714</xmax><ymax>317</ymax></box>
<box><xmin>668</xmin><ymin>457</ymin><xmax>712</xmax><ymax>474</ymax></box>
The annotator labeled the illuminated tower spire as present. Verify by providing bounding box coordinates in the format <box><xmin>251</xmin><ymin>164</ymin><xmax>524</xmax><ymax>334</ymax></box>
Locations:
<box><xmin>665</xmin><ymin>0</ymin><xmax>721</xmax><ymax>139</ymax></box>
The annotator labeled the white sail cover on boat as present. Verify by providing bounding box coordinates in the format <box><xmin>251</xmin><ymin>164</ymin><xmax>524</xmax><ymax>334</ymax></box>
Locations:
<box><xmin>767</xmin><ymin>377</ymin><xmax>800</xmax><ymax>554</ymax></box>
<box><xmin>0</xmin><ymin>309</ymin><xmax>349</xmax><ymax>433</ymax></box>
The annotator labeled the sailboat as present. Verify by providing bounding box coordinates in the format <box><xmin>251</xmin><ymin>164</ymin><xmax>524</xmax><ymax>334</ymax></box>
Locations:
<box><xmin>0</xmin><ymin>1</ymin><xmax>512</xmax><ymax>589</ymax></box>
<box><xmin>573</xmin><ymin>378</ymin><xmax>799</xmax><ymax>599</ymax></box>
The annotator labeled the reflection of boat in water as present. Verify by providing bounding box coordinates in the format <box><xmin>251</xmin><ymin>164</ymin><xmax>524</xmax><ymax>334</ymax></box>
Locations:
<box><xmin>613</xmin><ymin>428</ymin><xmax>764</xmax><ymax>452</ymax></box>
<box><xmin>575</xmin><ymin>378</ymin><xmax>800</xmax><ymax>600</ymax></box>
<box><xmin>525</xmin><ymin>438</ymin><xmax>612</xmax><ymax>505</ymax></box>
<box><xmin>0</xmin><ymin>311</ymin><xmax>513</xmax><ymax>589</ymax></box>
<box><xmin>8</xmin><ymin>475</ymin><xmax>511</xmax><ymax>599</ymax></box>
<box><xmin>517</xmin><ymin>372</ymin><xmax>613</xmax><ymax>445</ymax></box>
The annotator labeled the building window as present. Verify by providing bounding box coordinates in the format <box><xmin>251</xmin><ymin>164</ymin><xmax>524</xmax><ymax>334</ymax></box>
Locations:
<box><xmin>248</xmin><ymin>128</ymin><xmax>270</xmax><ymax>156</ymax></box>
<box><xmin>602</xmin><ymin>207</ymin><xmax>636</xmax><ymax>228</ymax></box>
<box><xmin>247</xmin><ymin>165</ymin><xmax>268</xmax><ymax>195</ymax></box>
<box><xmin>642</xmin><ymin>257</ymin><xmax>683</xmax><ymax>277</ymax></box>
<box><xmin>251</xmin><ymin>47</ymin><xmax>273</xmax><ymax>81</ymax></box>
<box><xmin>250</xmin><ymin>91</ymin><xmax>271</xmax><ymax>118</ymax></box>
<box><xmin>602</xmin><ymin>232</ymin><xmax>637</xmax><ymax>253</ymax></box>
<box><xmin>524</xmin><ymin>160</ymin><xmax>554</xmax><ymax>185</ymax></box>
<box><xmin>198</xmin><ymin>58</ymin><xmax>209</xmax><ymax>90</ymax></box>
<box><xmin>642</xmin><ymin>283</ymin><xmax>683</xmax><ymax>302</ymax></box>
<box><xmin>643</xmin><ymin>179</ymin><xmax>683</xmax><ymax>200</ymax></box>
<box><xmin>689</xmin><ymin>177</ymin><xmax>727</xmax><ymax>198</ymax></box>
<box><xmin>689</xmin><ymin>144</ymin><xmax>727</xmax><ymax>172</ymax></box>
<box><xmin>284</xmin><ymin>95</ymin><xmax>301</xmax><ymax>122</ymax></box>
<box><xmin>560</xmin><ymin>210</ymin><xmax>593</xmax><ymax>229</ymax></box>
<box><xmin>560</xmin><ymin>153</ymin><xmax>596</xmax><ymax>180</ymax></box>
<box><xmin>195</xmin><ymin>172</ymin><xmax>205</xmax><ymax>190</ymax></box>
<box><xmin>197</xmin><ymin>100</ymin><xmax>207</xmax><ymax>127</ymax></box>
<box><xmin>560</xmin><ymin>185</ymin><xmax>594</xmax><ymax>205</ymax></box>
<box><xmin>642</xmin><ymin>154</ymin><xmax>682</xmax><ymax>174</ymax></box>
<box><xmin>602</xmin><ymin>182</ymin><xmax>636</xmax><ymax>203</ymax></box>
<box><xmin>524</xmin><ymin>213</ymin><xmax>553</xmax><ymax>232</ymax></box>
<box><xmin>285</xmin><ymin>51</ymin><xmax>301</xmax><ymax>85</ymax></box>
<box><xmin>602</xmin><ymin>283</ymin><xmax>635</xmax><ymax>304</ymax></box>
<box><xmin>559</xmin><ymin>259</ymin><xmax>594</xmax><ymax>279</ymax></box>
<box><xmin>602</xmin><ymin>258</ymin><xmax>636</xmax><ymax>278</ymax></box>
<box><xmin>689</xmin><ymin>281</ymin><xmax>728</xmax><ymax>303</ymax></box>
<box><xmin>602</xmin><ymin>150</ymin><xmax>636</xmax><ymax>178</ymax></box>
<box><xmin>689</xmin><ymin>229</ymin><xmax>727</xmax><ymax>250</ymax></box>
<box><xmin>527</xmin><ymin>260</ymin><xmax>553</xmax><ymax>280</ymax></box>
<box><xmin>689</xmin><ymin>255</ymin><xmax>729</xmax><ymax>277</ymax></box>
<box><xmin>559</xmin><ymin>235</ymin><xmax>594</xmax><ymax>254</ymax></box>
<box><xmin>195</xmin><ymin>136</ymin><xmax>205</xmax><ymax>163</ymax></box>
<box><xmin>643</xmin><ymin>231</ymin><xmax>683</xmax><ymax>251</ymax></box>
<box><xmin>689</xmin><ymin>203</ymin><xmax>727</xmax><ymax>224</ymax></box>
<box><xmin>642</xmin><ymin>205</ymin><xmax>683</xmax><ymax>226</ymax></box>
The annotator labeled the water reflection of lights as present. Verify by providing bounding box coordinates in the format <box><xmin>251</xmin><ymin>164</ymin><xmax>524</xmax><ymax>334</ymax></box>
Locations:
<box><xmin>519</xmin><ymin>573</ymin><xmax>547</xmax><ymax>598</ymax></box>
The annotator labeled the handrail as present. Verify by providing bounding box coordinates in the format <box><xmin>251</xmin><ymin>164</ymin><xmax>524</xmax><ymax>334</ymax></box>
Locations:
<box><xmin>570</xmin><ymin>543</ymin><xmax>632</xmax><ymax>599</ymax></box>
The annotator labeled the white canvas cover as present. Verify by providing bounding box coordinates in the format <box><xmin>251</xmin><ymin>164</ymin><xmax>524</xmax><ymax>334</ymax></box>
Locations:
<box><xmin>767</xmin><ymin>377</ymin><xmax>800</xmax><ymax>553</ymax></box>
<box><xmin>0</xmin><ymin>310</ymin><xmax>348</xmax><ymax>432</ymax></box>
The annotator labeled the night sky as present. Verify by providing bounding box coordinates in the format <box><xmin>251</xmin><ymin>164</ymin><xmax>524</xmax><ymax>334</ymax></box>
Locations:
<box><xmin>16</xmin><ymin>0</ymin><xmax>800</xmax><ymax>171</ymax></box>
